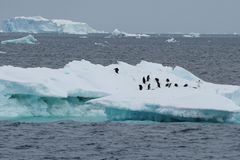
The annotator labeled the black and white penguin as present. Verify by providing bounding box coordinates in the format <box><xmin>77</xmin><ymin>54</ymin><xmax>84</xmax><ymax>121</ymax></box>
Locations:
<box><xmin>157</xmin><ymin>81</ymin><xmax>161</xmax><ymax>88</ymax></box>
<box><xmin>165</xmin><ymin>83</ymin><xmax>169</xmax><ymax>87</ymax></box>
<box><xmin>155</xmin><ymin>78</ymin><xmax>159</xmax><ymax>82</ymax></box>
<box><xmin>142</xmin><ymin>77</ymin><xmax>146</xmax><ymax>84</ymax></box>
<box><xmin>166</xmin><ymin>78</ymin><xmax>170</xmax><ymax>82</ymax></box>
<box><xmin>139</xmin><ymin>85</ymin><xmax>143</xmax><ymax>90</ymax></box>
<box><xmin>168</xmin><ymin>83</ymin><xmax>172</xmax><ymax>88</ymax></box>
<box><xmin>147</xmin><ymin>84</ymin><xmax>151</xmax><ymax>90</ymax></box>
<box><xmin>147</xmin><ymin>75</ymin><xmax>150</xmax><ymax>82</ymax></box>
<box><xmin>174</xmin><ymin>83</ymin><xmax>178</xmax><ymax>87</ymax></box>
<box><xmin>114</xmin><ymin>68</ymin><xmax>119</xmax><ymax>74</ymax></box>
<box><xmin>183</xmin><ymin>84</ymin><xmax>188</xmax><ymax>87</ymax></box>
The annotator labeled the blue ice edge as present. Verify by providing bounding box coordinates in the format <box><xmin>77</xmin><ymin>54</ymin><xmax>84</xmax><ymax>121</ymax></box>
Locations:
<box><xmin>1</xmin><ymin>94</ymin><xmax>240</xmax><ymax>124</ymax></box>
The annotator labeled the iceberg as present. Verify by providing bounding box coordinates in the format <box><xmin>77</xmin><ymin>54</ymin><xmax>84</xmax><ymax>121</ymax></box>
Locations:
<box><xmin>0</xmin><ymin>60</ymin><xmax>240</xmax><ymax>123</ymax></box>
<box><xmin>111</xmin><ymin>29</ymin><xmax>150</xmax><ymax>38</ymax></box>
<box><xmin>166</xmin><ymin>38</ymin><xmax>177</xmax><ymax>43</ymax></box>
<box><xmin>1</xmin><ymin>34</ymin><xmax>37</xmax><ymax>44</ymax></box>
<box><xmin>183</xmin><ymin>32</ymin><xmax>200</xmax><ymax>38</ymax></box>
<box><xmin>2</xmin><ymin>16</ymin><xmax>102</xmax><ymax>34</ymax></box>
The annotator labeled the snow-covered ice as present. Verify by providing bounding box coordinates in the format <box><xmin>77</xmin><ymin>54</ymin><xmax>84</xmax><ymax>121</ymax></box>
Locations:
<box><xmin>2</xmin><ymin>16</ymin><xmax>102</xmax><ymax>34</ymax></box>
<box><xmin>1</xmin><ymin>34</ymin><xmax>37</xmax><ymax>44</ymax></box>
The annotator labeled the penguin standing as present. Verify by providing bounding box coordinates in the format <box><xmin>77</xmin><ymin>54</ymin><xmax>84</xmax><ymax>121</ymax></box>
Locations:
<box><xmin>168</xmin><ymin>83</ymin><xmax>172</xmax><ymax>88</ymax></box>
<box><xmin>155</xmin><ymin>78</ymin><xmax>160</xmax><ymax>88</ymax></box>
<box><xmin>142</xmin><ymin>77</ymin><xmax>146</xmax><ymax>84</ymax></box>
<box><xmin>147</xmin><ymin>75</ymin><xmax>150</xmax><ymax>82</ymax></box>
<box><xmin>147</xmin><ymin>84</ymin><xmax>151</xmax><ymax>90</ymax></box>
<box><xmin>165</xmin><ymin>78</ymin><xmax>170</xmax><ymax>87</ymax></box>
<box><xmin>114</xmin><ymin>68</ymin><xmax>119</xmax><ymax>74</ymax></box>
<box><xmin>139</xmin><ymin>85</ymin><xmax>143</xmax><ymax>90</ymax></box>
<box><xmin>174</xmin><ymin>83</ymin><xmax>178</xmax><ymax>87</ymax></box>
<box><xmin>197</xmin><ymin>80</ymin><xmax>201</xmax><ymax>88</ymax></box>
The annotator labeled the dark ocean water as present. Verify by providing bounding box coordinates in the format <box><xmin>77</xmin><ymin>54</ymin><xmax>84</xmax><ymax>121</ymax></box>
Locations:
<box><xmin>0</xmin><ymin>33</ymin><xmax>240</xmax><ymax>159</ymax></box>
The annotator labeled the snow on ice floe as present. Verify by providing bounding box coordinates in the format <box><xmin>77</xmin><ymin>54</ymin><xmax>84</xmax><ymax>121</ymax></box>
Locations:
<box><xmin>165</xmin><ymin>38</ymin><xmax>177</xmax><ymax>43</ymax></box>
<box><xmin>111</xmin><ymin>29</ymin><xmax>150</xmax><ymax>38</ymax></box>
<box><xmin>1</xmin><ymin>34</ymin><xmax>37</xmax><ymax>44</ymax></box>
<box><xmin>2</xmin><ymin>16</ymin><xmax>103</xmax><ymax>34</ymax></box>
<box><xmin>183</xmin><ymin>32</ymin><xmax>200</xmax><ymax>38</ymax></box>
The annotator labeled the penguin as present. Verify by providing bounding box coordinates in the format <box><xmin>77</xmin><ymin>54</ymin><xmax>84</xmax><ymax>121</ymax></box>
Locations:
<box><xmin>166</xmin><ymin>78</ymin><xmax>170</xmax><ymax>82</ymax></box>
<box><xmin>142</xmin><ymin>77</ymin><xmax>146</xmax><ymax>84</ymax></box>
<box><xmin>157</xmin><ymin>81</ymin><xmax>161</xmax><ymax>88</ymax></box>
<box><xmin>147</xmin><ymin>75</ymin><xmax>150</xmax><ymax>81</ymax></box>
<box><xmin>168</xmin><ymin>83</ymin><xmax>172</xmax><ymax>88</ymax></box>
<box><xmin>139</xmin><ymin>85</ymin><xmax>143</xmax><ymax>90</ymax></box>
<box><xmin>114</xmin><ymin>68</ymin><xmax>119</xmax><ymax>74</ymax></box>
<box><xmin>147</xmin><ymin>84</ymin><xmax>151</xmax><ymax>90</ymax></box>
<box><xmin>165</xmin><ymin>83</ymin><xmax>169</xmax><ymax>87</ymax></box>
<box><xmin>155</xmin><ymin>78</ymin><xmax>159</xmax><ymax>82</ymax></box>
<box><xmin>183</xmin><ymin>84</ymin><xmax>188</xmax><ymax>87</ymax></box>
<box><xmin>174</xmin><ymin>83</ymin><xmax>178</xmax><ymax>87</ymax></box>
<box><xmin>197</xmin><ymin>80</ymin><xmax>201</xmax><ymax>88</ymax></box>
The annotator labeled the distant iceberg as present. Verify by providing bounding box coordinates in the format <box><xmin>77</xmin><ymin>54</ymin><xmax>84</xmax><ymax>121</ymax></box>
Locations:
<box><xmin>183</xmin><ymin>32</ymin><xmax>200</xmax><ymax>38</ymax></box>
<box><xmin>1</xmin><ymin>34</ymin><xmax>37</xmax><ymax>44</ymax></box>
<box><xmin>111</xmin><ymin>29</ymin><xmax>150</xmax><ymax>38</ymax></box>
<box><xmin>166</xmin><ymin>38</ymin><xmax>177</xmax><ymax>43</ymax></box>
<box><xmin>2</xmin><ymin>16</ymin><xmax>102</xmax><ymax>35</ymax></box>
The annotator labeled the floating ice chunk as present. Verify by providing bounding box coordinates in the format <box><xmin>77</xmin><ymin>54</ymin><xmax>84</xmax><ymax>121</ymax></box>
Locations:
<box><xmin>0</xmin><ymin>51</ymin><xmax>7</xmax><ymax>54</ymax></box>
<box><xmin>79</xmin><ymin>36</ymin><xmax>88</xmax><ymax>38</ymax></box>
<box><xmin>2</xmin><ymin>16</ymin><xmax>103</xmax><ymax>34</ymax></box>
<box><xmin>94</xmin><ymin>42</ymin><xmax>106</xmax><ymax>47</ymax></box>
<box><xmin>1</xmin><ymin>34</ymin><xmax>37</xmax><ymax>44</ymax></box>
<box><xmin>112</xmin><ymin>29</ymin><xmax>150</xmax><ymax>38</ymax></box>
<box><xmin>183</xmin><ymin>32</ymin><xmax>200</xmax><ymax>38</ymax></box>
<box><xmin>166</xmin><ymin>38</ymin><xmax>177</xmax><ymax>43</ymax></box>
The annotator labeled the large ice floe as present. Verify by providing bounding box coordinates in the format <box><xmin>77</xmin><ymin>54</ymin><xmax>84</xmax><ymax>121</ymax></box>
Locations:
<box><xmin>1</xmin><ymin>34</ymin><xmax>37</xmax><ymax>45</ymax></box>
<box><xmin>2</xmin><ymin>16</ymin><xmax>101</xmax><ymax>34</ymax></box>
<box><xmin>110</xmin><ymin>29</ymin><xmax>150</xmax><ymax>38</ymax></box>
<box><xmin>0</xmin><ymin>60</ymin><xmax>240</xmax><ymax>123</ymax></box>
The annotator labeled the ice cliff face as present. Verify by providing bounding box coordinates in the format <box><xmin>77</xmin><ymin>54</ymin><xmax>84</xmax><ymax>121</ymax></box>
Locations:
<box><xmin>2</xmin><ymin>16</ymin><xmax>101</xmax><ymax>34</ymax></box>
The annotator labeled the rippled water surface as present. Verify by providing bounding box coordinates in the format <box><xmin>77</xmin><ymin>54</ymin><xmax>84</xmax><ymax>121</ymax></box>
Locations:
<box><xmin>0</xmin><ymin>33</ymin><xmax>240</xmax><ymax>159</ymax></box>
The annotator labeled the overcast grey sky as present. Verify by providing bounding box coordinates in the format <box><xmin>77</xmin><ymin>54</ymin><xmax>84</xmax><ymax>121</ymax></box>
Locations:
<box><xmin>0</xmin><ymin>0</ymin><xmax>240</xmax><ymax>33</ymax></box>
